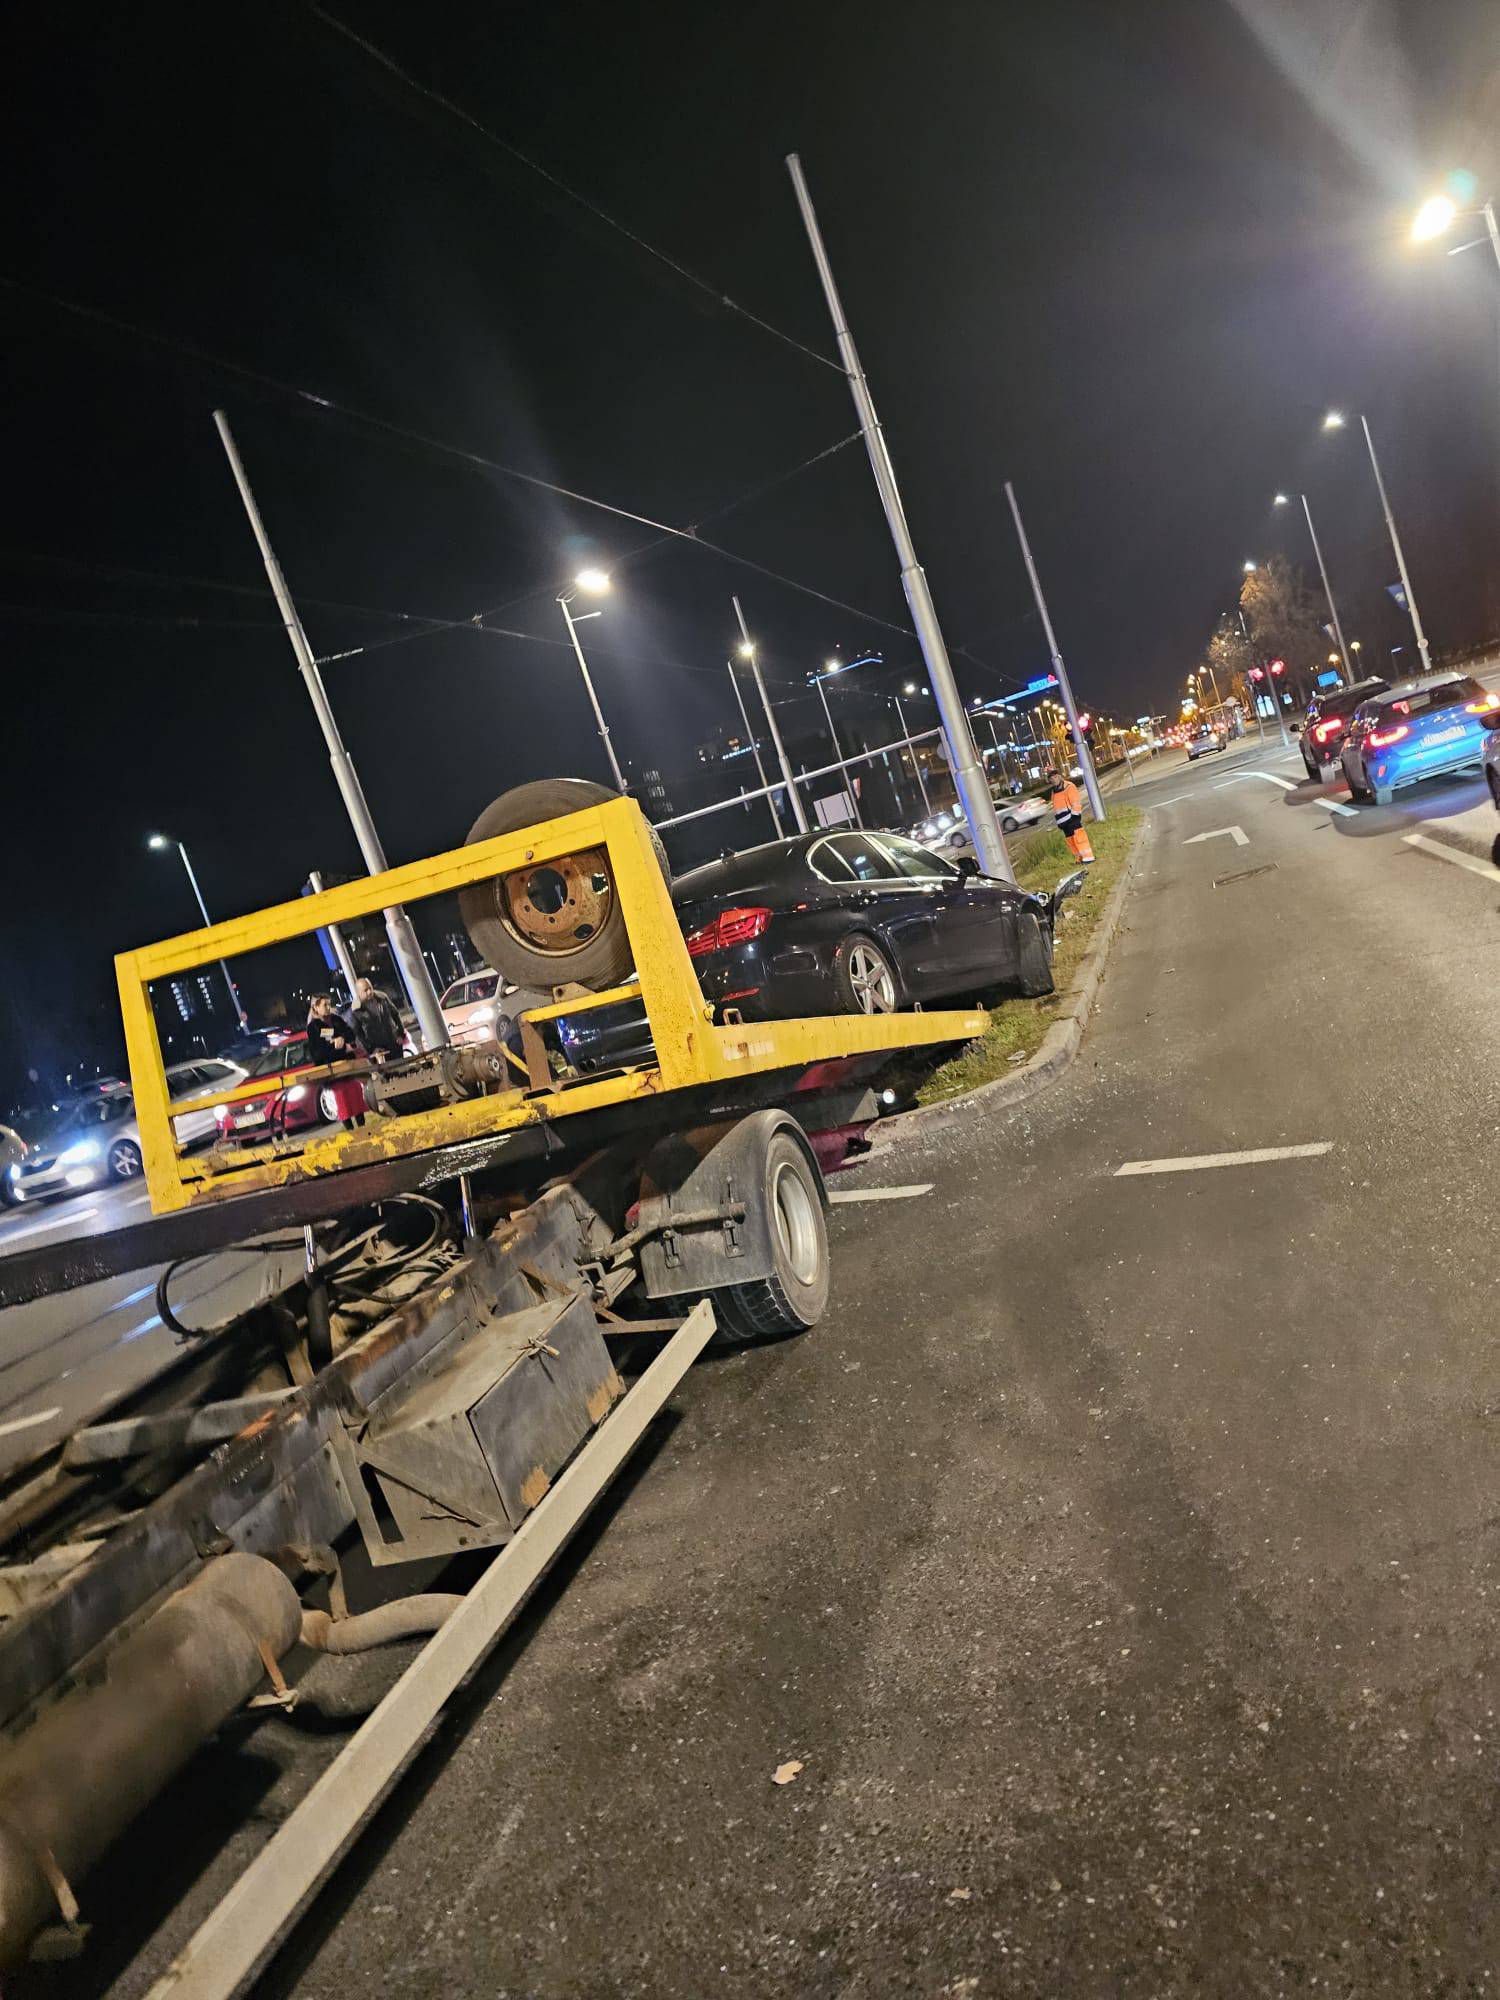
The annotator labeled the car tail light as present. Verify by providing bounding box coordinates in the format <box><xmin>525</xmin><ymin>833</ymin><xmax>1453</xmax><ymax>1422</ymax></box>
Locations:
<box><xmin>1367</xmin><ymin>722</ymin><xmax>1409</xmax><ymax>748</ymax></box>
<box><xmin>1466</xmin><ymin>695</ymin><xmax>1500</xmax><ymax>717</ymax></box>
<box><xmin>1313</xmin><ymin>716</ymin><xmax>1345</xmax><ymax>743</ymax></box>
<box><xmin>684</xmin><ymin>906</ymin><xmax>771</xmax><ymax>958</ymax></box>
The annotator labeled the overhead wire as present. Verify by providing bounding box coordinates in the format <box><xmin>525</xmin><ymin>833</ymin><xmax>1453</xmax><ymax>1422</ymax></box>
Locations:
<box><xmin>301</xmin><ymin>3</ymin><xmax>842</xmax><ymax>377</ymax></box>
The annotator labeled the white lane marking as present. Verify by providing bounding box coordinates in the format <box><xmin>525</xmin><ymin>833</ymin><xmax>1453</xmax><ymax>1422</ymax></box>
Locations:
<box><xmin>1324</xmin><ymin>797</ymin><xmax>1358</xmax><ymax>818</ymax></box>
<box><xmin>1216</xmin><ymin>771</ymin><xmax>1296</xmax><ymax>792</ymax></box>
<box><xmin>0</xmin><ymin>1204</ymin><xmax>100</xmax><ymax>1245</ymax></box>
<box><xmin>1146</xmin><ymin>791</ymin><xmax>1197</xmax><ymax>808</ymax></box>
<box><xmin>122</xmin><ymin>1191</ymin><xmax>153</xmax><ymax>1209</ymax></box>
<box><xmin>1114</xmin><ymin>1142</ymin><xmax>1334</xmax><ymax>1178</ymax></box>
<box><xmin>829</xmin><ymin>1184</ymin><xmax>934</xmax><ymax>1204</ymax></box>
<box><xmin>1183</xmin><ymin>824</ymin><xmax>1249</xmax><ymax>847</ymax></box>
<box><xmin>1402</xmin><ymin>832</ymin><xmax>1497</xmax><ymax>880</ymax></box>
<box><xmin>0</xmin><ymin>1406</ymin><xmax>62</xmax><ymax>1439</ymax></box>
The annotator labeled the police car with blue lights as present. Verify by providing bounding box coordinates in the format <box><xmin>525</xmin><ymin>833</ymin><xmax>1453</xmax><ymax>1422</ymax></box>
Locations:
<box><xmin>1340</xmin><ymin>672</ymin><xmax>1500</xmax><ymax>807</ymax></box>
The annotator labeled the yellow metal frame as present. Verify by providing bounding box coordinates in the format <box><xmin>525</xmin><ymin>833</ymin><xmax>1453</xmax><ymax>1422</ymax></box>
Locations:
<box><xmin>117</xmin><ymin>797</ymin><xmax>987</xmax><ymax>1214</ymax></box>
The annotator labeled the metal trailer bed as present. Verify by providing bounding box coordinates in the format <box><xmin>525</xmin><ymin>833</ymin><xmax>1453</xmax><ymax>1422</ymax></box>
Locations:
<box><xmin>0</xmin><ymin>795</ymin><xmax>986</xmax><ymax>1990</ymax></box>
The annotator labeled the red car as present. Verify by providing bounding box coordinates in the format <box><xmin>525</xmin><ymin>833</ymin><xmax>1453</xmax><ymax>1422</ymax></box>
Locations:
<box><xmin>215</xmin><ymin>1033</ymin><xmax>338</xmax><ymax>1139</ymax></box>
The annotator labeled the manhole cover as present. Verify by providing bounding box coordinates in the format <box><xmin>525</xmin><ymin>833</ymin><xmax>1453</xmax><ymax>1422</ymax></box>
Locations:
<box><xmin>1214</xmin><ymin>863</ymin><xmax>1279</xmax><ymax>888</ymax></box>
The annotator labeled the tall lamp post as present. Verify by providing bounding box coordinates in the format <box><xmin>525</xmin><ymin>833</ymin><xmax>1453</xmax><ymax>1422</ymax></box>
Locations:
<box><xmin>1412</xmin><ymin>190</ymin><xmax>1500</xmax><ymax>275</ymax></box>
<box><xmin>148</xmin><ymin>834</ymin><xmax>247</xmax><ymax>1028</ymax></box>
<box><xmin>557</xmin><ymin>570</ymin><xmax>626</xmax><ymax>791</ymax></box>
<box><xmin>896</xmin><ymin>684</ymin><xmax>933</xmax><ymax>815</ymax></box>
<box><xmin>1271</xmin><ymin>492</ymin><xmax>1351</xmax><ymax>683</ymax></box>
<box><xmin>1320</xmin><ymin>409</ymin><xmax>1433</xmax><ymax>676</ymax></box>
<box><xmin>732</xmin><ymin>599</ymin><xmax>809</xmax><ymax>833</ymax></box>
<box><xmin>811</xmin><ymin>660</ymin><xmax>863</xmax><ymax>826</ymax></box>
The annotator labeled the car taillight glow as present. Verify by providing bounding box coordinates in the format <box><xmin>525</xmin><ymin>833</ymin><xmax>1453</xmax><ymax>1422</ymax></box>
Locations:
<box><xmin>1367</xmin><ymin>722</ymin><xmax>1409</xmax><ymax>748</ymax></box>
<box><xmin>1466</xmin><ymin>695</ymin><xmax>1500</xmax><ymax>717</ymax></box>
<box><xmin>684</xmin><ymin>906</ymin><xmax>771</xmax><ymax>958</ymax></box>
<box><xmin>1313</xmin><ymin>717</ymin><xmax>1345</xmax><ymax>742</ymax></box>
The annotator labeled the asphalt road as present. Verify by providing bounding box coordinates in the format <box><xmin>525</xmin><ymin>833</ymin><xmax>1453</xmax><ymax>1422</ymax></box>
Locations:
<box><xmin>18</xmin><ymin>736</ymin><xmax>1500</xmax><ymax>1997</ymax></box>
<box><xmin>0</xmin><ymin>1177</ymin><xmax>301</xmax><ymax>1480</ymax></box>
<box><xmin>222</xmin><ymin>737</ymin><xmax>1497</xmax><ymax>1999</ymax></box>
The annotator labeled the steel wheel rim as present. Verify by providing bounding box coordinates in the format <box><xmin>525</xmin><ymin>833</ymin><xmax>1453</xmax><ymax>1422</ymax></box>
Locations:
<box><xmin>109</xmin><ymin>1142</ymin><xmax>141</xmax><ymax>1179</ymax></box>
<box><xmin>771</xmin><ymin>1158</ymin><xmax>821</xmax><ymax>1287</ymax></box>
<box><xmin>848</xmin><ymin>944</ymin><xmax>895</xmax><ymax>1013</ymax></box>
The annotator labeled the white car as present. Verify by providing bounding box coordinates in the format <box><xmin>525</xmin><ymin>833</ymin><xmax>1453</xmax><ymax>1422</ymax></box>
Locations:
<box><xmin>5</xmin><ymin>1061</ymin><xmax>247</xmax><ymax>1200</ymax></box>
<box><xmin>440</xmin><ymin>971</ymin><xmax>505</xmax><ymax>1046</ymax></box>
<box><xmin>995</xmin><ymin>794</ymin><xmax>1050</xmax><ymax>836</ymax></box>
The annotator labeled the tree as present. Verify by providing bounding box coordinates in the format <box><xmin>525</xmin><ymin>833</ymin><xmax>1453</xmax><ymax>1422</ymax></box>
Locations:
<box><xmin>1239</xmin><ymin>556</ymin><xmax>1327</xmax><ymax>684</ymax></box>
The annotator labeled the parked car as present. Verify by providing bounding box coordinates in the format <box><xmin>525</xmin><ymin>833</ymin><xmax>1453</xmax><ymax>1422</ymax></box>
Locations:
<box><xmin>1299</xmin><ymin>675</ymin><xmax>1389</xmax><ymax>779</ymax></box>
<box><xmin>553</xmin><ymin>830</ymin><xmax>1083</xmax><ymax>1073</ymax></box>
<box><xmin>995</xmin><ymin>793</ymin><xmax>1050</xmax><ymax>836</ymax></box>
<box><xmin>215</xmin><ymin>1034</ymin><xmax>329</xmax><ymax>1139</ymax></box>
<box><xmin>165</xmin><ymin>1058</ymin><xmax>249</xmax><ymax>1145</ymax></box>
<box><xmin>440</xmin><ymin>970</ymin><xmax>504</xmax><ymax>1045</ymax></box>
<box><xmin>0</xmin><ymin>1124</ymin><xmax>25</xmax><ymax>1208</ymax></box>
<box><xmin>1186</xmin><ymin>726</ymin><xmax>1227</xmax><ymax>761</ymax></box>
<box><xmin>1483</xmin><ymin>723</ymin><xmax>1500</xmax><ymax>834</ymax></box>
<box><xmin>1341</xmin><ymin>673</ymin><xmax>1500</xmax><ymax>805</ymax></box>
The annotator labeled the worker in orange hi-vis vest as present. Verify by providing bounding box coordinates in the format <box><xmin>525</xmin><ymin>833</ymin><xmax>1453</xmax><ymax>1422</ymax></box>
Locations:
<box><xmin>1044</xmin><ymin>764</ymin><xmax>1096</xmax><ymax>864</ymax></box>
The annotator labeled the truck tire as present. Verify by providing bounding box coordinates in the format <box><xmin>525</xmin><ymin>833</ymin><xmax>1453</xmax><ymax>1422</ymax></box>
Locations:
<box><xmin>714</xmin><ymin>1129</ymin><xmax>830</xmax><ymax>1344</ymax></box>
<box><xmin>1014</xmin><ymin>909</ymin><xmax>1055</xmax><ymax>997</ymax></box>
<box><xmin>459</xmin><ymin>778</ymin><xmax>670</xmax><ymax>994</ymax></box>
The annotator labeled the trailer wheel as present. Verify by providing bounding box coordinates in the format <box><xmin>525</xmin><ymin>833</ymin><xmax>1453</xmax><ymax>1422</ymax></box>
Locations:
<box><xmin>715</xmin><ymin>1130</ymin><xmax>830</xmax><ymax>1343</ymax></box>
<box><xmin>459</xmin><ymin>777</ymin><xmax>671</xmax><ymax>993</ymax></box>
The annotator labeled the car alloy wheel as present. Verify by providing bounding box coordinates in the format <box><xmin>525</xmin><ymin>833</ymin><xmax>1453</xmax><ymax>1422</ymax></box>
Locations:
<box><xmin>107</xmin><ymin>1140</ymin><xmax>142</xmax><ymax>1181</ymax></box>
<box><xmin>318</xmin><ymin>1086</ymin><xmax>341</xmax><ymax>1123</ymax></box>
<box><xmin>846</xmin><ymin>941</ymin><xmax>897</xmax><ymax>1014</ymax></box>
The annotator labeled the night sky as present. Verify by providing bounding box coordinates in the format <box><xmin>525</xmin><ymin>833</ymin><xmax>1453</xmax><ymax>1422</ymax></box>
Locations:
<box><xmin>4</xmin><ymin>0</ymin><xmax>1497</xmax><ymax>1099</ymax></box>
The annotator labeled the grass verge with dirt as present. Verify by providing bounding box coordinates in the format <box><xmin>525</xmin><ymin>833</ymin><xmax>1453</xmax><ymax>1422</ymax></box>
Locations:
<box><xmin>912</xmin><ymin>805</ymin><xmax>1143</xmax><ymax>1105</ymax></box>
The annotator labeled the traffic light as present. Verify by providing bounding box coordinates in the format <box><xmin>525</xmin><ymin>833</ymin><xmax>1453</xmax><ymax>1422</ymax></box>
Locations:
<box><xmin>1077</xmin><ymin>712</ymin><xmax>1092</xmax><ymax>732</ymax></box>
<box><xmin>1269</xmin><ymin>658</ymin><xmax>1286</xmax><ymax>676</ymax></box>
<box><xmin>1248</xmin><ymin>666</ymin><xmax>1266</xmax><ymax>683</ymax></box>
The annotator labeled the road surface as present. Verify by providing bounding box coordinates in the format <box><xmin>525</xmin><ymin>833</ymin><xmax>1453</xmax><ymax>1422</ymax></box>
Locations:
<box><xmin>24</xmin><ymin>738</ymin><xmax>1500</xmax><ymax>1995</ymax></box>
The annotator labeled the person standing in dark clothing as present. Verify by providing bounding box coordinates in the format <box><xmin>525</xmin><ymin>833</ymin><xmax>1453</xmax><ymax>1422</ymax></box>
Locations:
<box><xmin>306</xmin><ymin>994</ymin><xmax>366</xmax><ymax>1129</ymax></box>
<box><xmin>353</xmin><ymin>977</ymin><xmax>405</xmax><ymax>1063</ymax></box>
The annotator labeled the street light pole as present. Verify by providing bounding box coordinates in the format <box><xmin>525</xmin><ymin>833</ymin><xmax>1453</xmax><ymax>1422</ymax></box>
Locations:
<box><xmin>785</xmin><ymin>152</ymin><xmax>1013</xmax><ymax>882</ymax></box>
<box><xmin>894</xmin><ymin>694</ymin><xmax>932</xmax><ymax>814</ymax></box>
<box><xmin>1004</xmin><ymin>482</ymin><xmax>1105</xmax><ymax>820</ymax></box>
<box><xmin>212</xmin><ymin>411</ymin><xmax>449</xmax><ymax>1051</ymax></box>
<box><xmin>725</xmin><ymin>660</ymin><xmax>782</xmax><ymax>836</ymax></box>
<box><xmin>1359</xmin><ymin>415</ymin><xmax>1432</xmax><ymax>675</ymax></box>
<box><xmin>814</xmin><ymin>671</ymin><xmax>862</xmax><ymax>825</ymax></box>
<box><xmin>150</xmin><ymin>835</ymin><xmax>246</xmax><ymax>1027</ymax></box>
<box><xmin>557</xmin><ymin>591</ymin><xmax>627</xmax><ymax>792</ymax></box>
<box><xmin>1298</xmin><ymin>492</ymin><xmax>1352</xmax><ymax>685</ymax></box>
<box><xmin>732</xmin><ymin>597</ymin><xmax>808</xmax><ymax>833</ymax></box>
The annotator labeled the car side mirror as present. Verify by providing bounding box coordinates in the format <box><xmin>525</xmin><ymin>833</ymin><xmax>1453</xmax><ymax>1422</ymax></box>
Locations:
<box><xmin>1289</xmin><ymin>722</ymin><xmax>1302</xmax><ymax>736</ymax></box>
<box><xmin>955</xmin><ymin>855</ymin><xmax>979</xmax><ymax>879</ymax></box>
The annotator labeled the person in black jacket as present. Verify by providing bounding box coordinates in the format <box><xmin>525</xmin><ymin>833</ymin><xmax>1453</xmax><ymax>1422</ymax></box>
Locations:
<box><xmin>306</xmin><ymin>995</ymin><xmax>366</xmax><ymax>1130</ymax></box>
<box><xmin>352</xmin><ymin>978</ymin><xmax>405</xmax><ymax>1064</ymax></box>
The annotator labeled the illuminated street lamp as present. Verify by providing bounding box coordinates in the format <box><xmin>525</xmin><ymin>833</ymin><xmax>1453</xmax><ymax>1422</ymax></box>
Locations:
<box><xmin>810</xmin><ymin>657</ymin><xmax>862</xmax><ymax>825</ymax></box>
<box><xmin>1411</xmin><ymin>188</ymin><xmax>1500</xmax><ymax>272</ymax></box>
<box><xmin>147</xmin><ymin>834</ymin><xmax>247</xmax><ymax>1027</ymax></box>
<box><xmin>1318</xmin><ymin>408</ymin><xmax>1433</xmax><ymax>675</ymax></box>
<box><xmin>1243</xmin><ymin>560</ymin><xmax>1257</xmax><ymax>573</ymax></box>
<box><xmin>556</xmin><ymin>569</ymin><xmax>625</xmax><ymax>792</ymax></box>
<box><xmin>1270</xmin><ymin>490</ymin><xmax>1351</xmax><ymax>684</ymax></box>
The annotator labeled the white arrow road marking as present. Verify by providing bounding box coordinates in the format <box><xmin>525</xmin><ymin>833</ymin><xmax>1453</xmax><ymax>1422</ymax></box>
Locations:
<box><xmin>1403</xmin><ymin>833</ymin><xmax>1498</xmax><ymax>880</ymax></box>
<box><xmin>1114</xmin><ymin>1142</ymin><xmax>1334</xmax><ymax>1178</ymax></box>
<box><xmin>1184</xmin><ymin>825</ymin><xmax>1249</xmax><ymax>847</ymax></box>
<box><xmin>0</xmin><ymin>1407</ymin><xmax>62</xmax><ymax>1440</ymax></box>
<box><xmin>829</xmin><ymin>1184</ymin><xmax>933</xmax><ymax>1204</ymax></box>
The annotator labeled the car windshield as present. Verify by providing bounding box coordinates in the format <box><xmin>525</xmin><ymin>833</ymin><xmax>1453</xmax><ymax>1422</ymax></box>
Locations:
<box><xmin>42</xmin><ymin>1094</ymin><xmax>132</xmax><ymax>1141</ymax></box>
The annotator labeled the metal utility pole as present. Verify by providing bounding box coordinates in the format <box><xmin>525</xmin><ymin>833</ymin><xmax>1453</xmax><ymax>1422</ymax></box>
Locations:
<box><xmin>305</xmin><ymin>869</ymin><xmax>361</xmax><ymax>1002</ymax></box>
<box><xmin>152</xmin><ymin>835</ymin><xmax>246</xmax><ymax>1026</ymax></box>
<box><xmin>785</xmin><ymin>153</ymin><xmax>1013</xmax><ymax>882</ymax></box>
<box><xmin>557</xmin><ymin>593</ymin><xmax>627</xmax><ymax>792</ymax></box>
<box><xmin>894</xmin><ymin>694</ymin><xmax>932</xmax><ymax>813</ymax></box>
<box><xmin>213</xmin><ymin>410</ymin><xmax>449</xmax><ymax>1050</ymax></box>
<box><xmin>814</xmin><ymin>674</ymin><xmax>863</xmax><ymax>825</ymax></box>
<box><xmin>1004</xmin><ymin>482</ymin><xmax>1105</xmax><ymax>820</ymax></box>
<box><xmin>725</xmin><ymin>660</ymin><xmax>782</xmax><ymax>836</ymax></box>
<box><xmin>732</xmin><ymin>597</ymin><xmax>808</xmax><ymax>833</ymax></box>
<box><xmin>1299</xmin><ymin>492</ymin><xmax>1352</xmax><ymax>685</ymax></box>
<box><xmin>1360</xmin><ymin>415</ymin><xmax>1432</xmax><ymax>676</ymax></box>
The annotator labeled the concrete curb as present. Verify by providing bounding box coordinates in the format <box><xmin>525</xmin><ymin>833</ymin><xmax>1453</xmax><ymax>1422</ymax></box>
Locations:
<box><xmin>868</xmin><ymin>813</ymin><xmax>1151</xmax><ymax>1149</ymax></box>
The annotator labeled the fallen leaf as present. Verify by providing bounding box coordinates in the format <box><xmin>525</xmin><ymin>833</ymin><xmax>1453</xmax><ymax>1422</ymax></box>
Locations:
<box><xmin>772</xmin><ymin>1760</ymin><xmax>804</xmax><ymax>1786</ymax></box>
<box><xmin>948</xmin><ymin>1886</ymin><xmax>972</xmax><ymax>1902</ymax></box>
